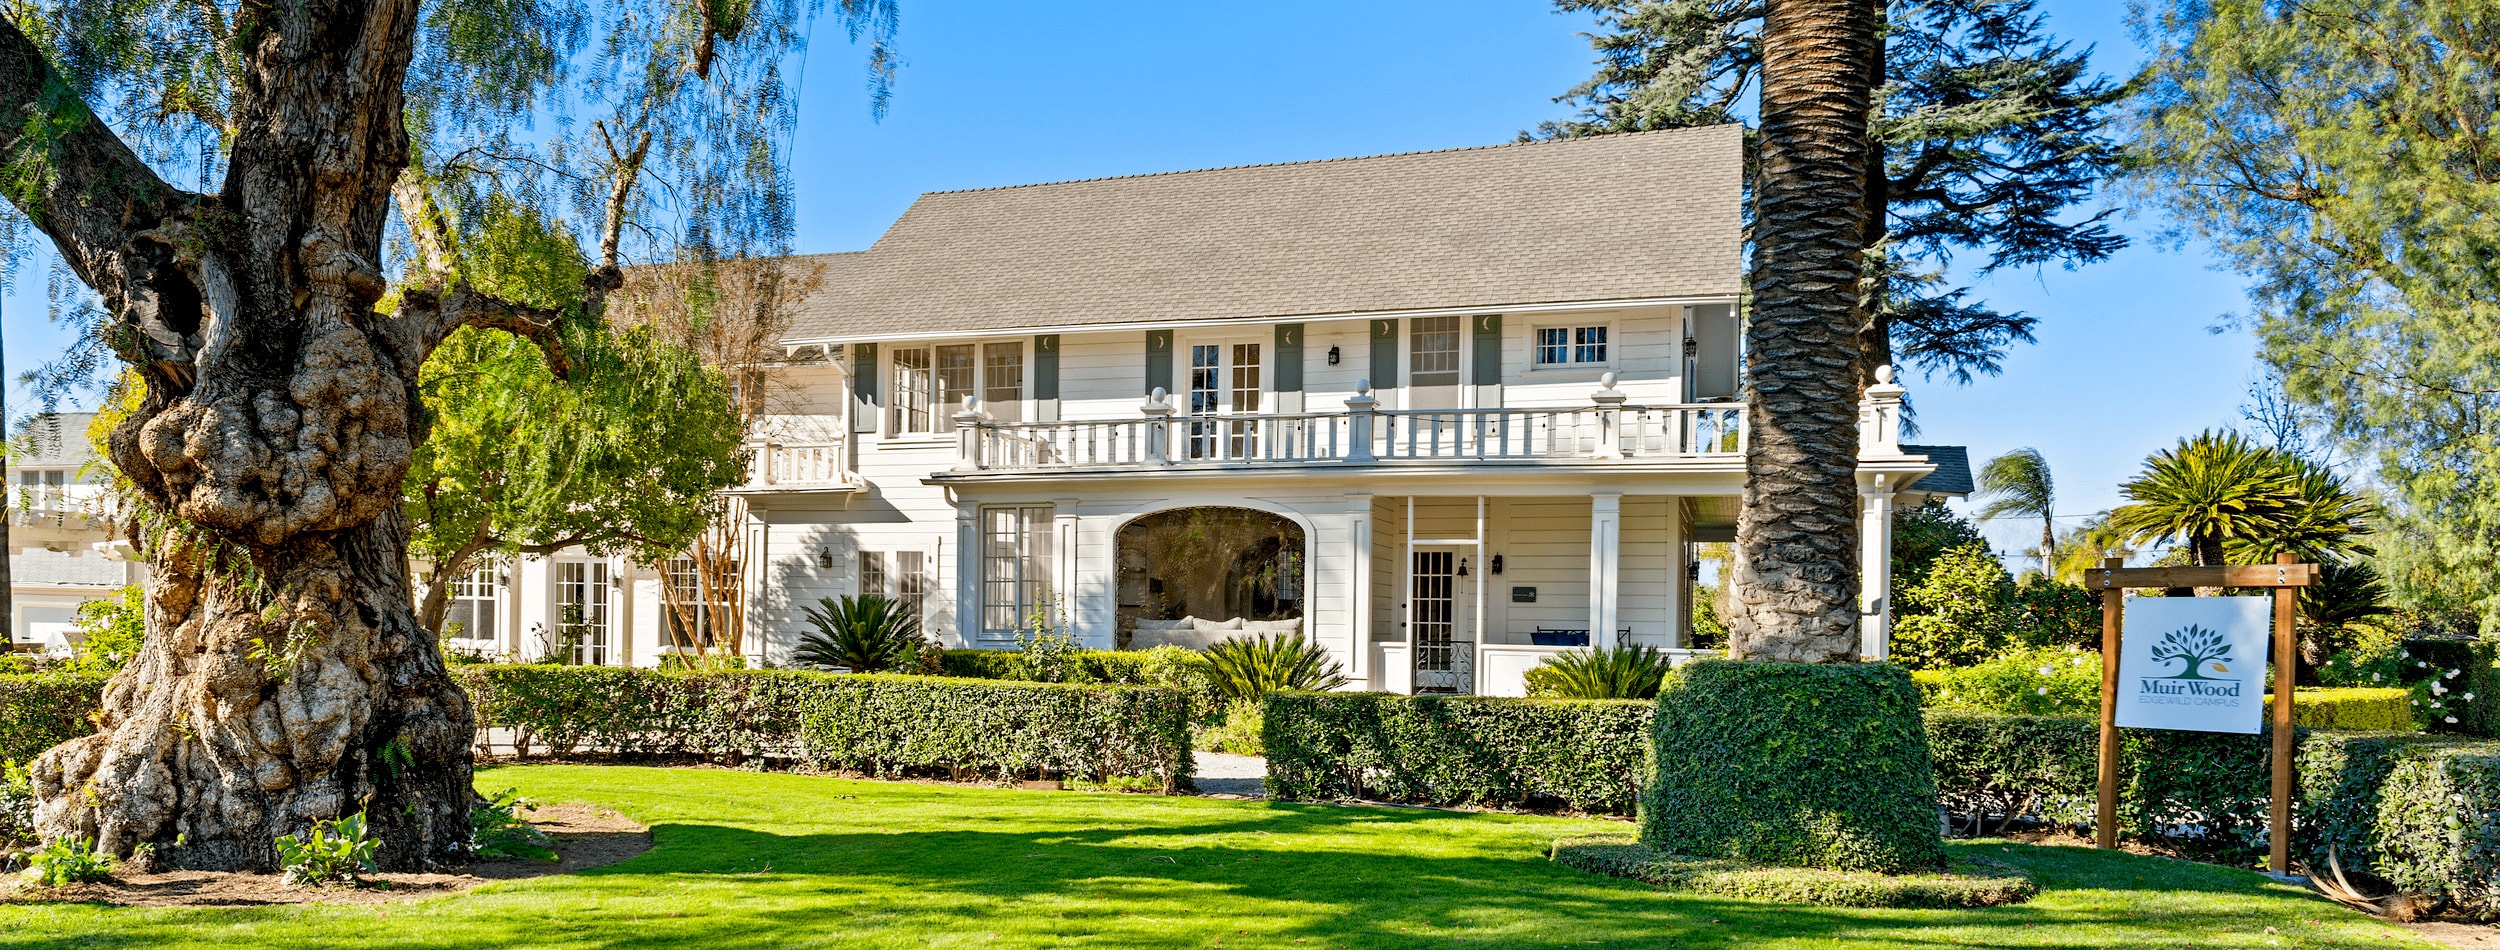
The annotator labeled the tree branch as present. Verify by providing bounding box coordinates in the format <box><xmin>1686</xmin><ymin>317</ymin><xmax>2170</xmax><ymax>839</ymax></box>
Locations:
<box><xmin>392</xmin><ymin>284</ymin><xmax>571</xmax><ymax>378</ymax></box>
<box><xmin>0</xmin><ymin>16</ymin><xmax>209</xmax><ymax>375</ymax></box>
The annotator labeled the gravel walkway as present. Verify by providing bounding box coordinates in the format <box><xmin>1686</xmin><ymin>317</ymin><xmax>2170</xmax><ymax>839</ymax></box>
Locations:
<box><xmin>1193</xmin><ymin>752</ymin><xmax>1267</xmax><ymax>798</ymax></box>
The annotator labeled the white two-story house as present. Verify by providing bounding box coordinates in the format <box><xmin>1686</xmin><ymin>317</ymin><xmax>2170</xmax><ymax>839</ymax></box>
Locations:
<box><xmin>710</xmin><ymin>124</ymin><xmax>1968</xmax><ymax>694</ymax></box>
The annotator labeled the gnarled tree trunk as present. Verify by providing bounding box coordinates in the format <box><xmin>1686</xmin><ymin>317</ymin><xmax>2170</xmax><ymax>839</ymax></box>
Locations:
<box><xmin>1727</xmin><ymin>0</ymin><xmax>1879</xmax><ymax>662</ymax></box>
<box><xmin>0</xmin><ymin>0</ymin><xmax>561</xmax><ymax>871</ymax></box>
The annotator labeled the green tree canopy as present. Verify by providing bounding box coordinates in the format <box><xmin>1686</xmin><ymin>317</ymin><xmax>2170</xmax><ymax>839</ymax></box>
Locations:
<box><xmin>1541</xmin><ymin>0</ymin><xmax>2131</xmax><ymax>382</ymax></box>
<box><xmin>2105</xmin><ymin>430</ymin><xmax>2372</xmax><ymax>571</ymax></box>
<box><xmin>1976</xmin><ymin>447</ymin><xmax>2057</xmax><ymax>567</ymax></box>
<box><xmin>2126</xmin><ymin>0</ymin><xmax>2500</xmax><ymax>626</ymax></box>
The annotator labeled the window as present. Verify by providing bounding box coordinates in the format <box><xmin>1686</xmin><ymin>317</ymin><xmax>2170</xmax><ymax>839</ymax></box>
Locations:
<box><xmin>444</xmin><ymin>565</ymin><xmax>502</xmax><ymax>644</ymax></box>
<box><xmin>14</xmin><ymin>469</ymin><xmax>66</xmax><ymax>510</ymax></box>
<box><xmin>1228</xmin><ymin>343</ymin><xmax>1261</xmax><ymax>456</ymax></box>
<box><xmin>888</xmin><ymin>343</ymin><xmax>1024</xmax><ymax>434</ymax></box>
<box><xmin>981</xmin><ymin>506</ymin><xmax>1054</xmax><ymax>635</ymax></box>
<box><xmin>555</xmin><ymin>561</ymin><xmax>612</xmax><ymax>666</ymax></box>
<box><xmin>984</xmin><ymin>343</ymin><xmax>1024</xmax><ymax>424</ymax></box>
<box><xmin>663</xmin><ymin>557</ymin><xmax>736</xmax><ymax>649</ymax></box>
<box><xmin>861</xmin><ymin>550</ymin><xmax>928</xmax><ymax>633</ymax></box>
<box><xmin>1187</xmin><ymin>345</ymin><xmax>1220</xmax><ymax>458</ymax></box>
<box><xmin>1409</xmin><ymin>316</ymin><xmax>1461</xmax><ymax>381</ymax></box>
<box><xmin>1534</xmin><ymin>324</ymin><xmax>1610</xmax><ymax>367</ymax></box>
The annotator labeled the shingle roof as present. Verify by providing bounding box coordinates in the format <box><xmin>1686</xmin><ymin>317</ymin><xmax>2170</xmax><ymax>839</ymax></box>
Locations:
<box><xmin>780</xmin><ymin>125</ymin><xmax>1742</xmax><ymax>342</ymax></box>
<box><xmin>1901</xmin><ymin>445</ymin><xmax>1973</xmax><ymax>496</ymax></box>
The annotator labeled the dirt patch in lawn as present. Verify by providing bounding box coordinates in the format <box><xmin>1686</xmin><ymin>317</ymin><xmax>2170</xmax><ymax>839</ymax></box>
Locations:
<box><xmin>3</xmin><ymin>802</ymin><xmax>650</xmax><ymax>908</ymax></box>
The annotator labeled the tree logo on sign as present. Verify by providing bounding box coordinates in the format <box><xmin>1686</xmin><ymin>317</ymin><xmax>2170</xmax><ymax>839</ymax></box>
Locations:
<box><xmin>2148</xmin><ymin>624</ymin><xmax>2233</xmax><ymax>680</ymax></box>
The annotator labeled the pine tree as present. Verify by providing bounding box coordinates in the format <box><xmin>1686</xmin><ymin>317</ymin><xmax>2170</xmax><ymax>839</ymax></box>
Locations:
<box><xmin>1540</xmin><ymin>0</ymin><xmax>2130</xmax><ymax>384</ymax></box>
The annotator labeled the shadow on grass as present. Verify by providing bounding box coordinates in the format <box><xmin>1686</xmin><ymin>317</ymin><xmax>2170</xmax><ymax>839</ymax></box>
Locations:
<box><xmin>0</xmin><ymin>792</ymin><xmax>2389</xmax><ymax>950</ymax></box>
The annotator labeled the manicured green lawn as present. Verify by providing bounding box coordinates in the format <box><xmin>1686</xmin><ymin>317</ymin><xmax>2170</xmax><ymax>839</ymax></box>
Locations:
<box><xmin>0</xmin><ymin>765</ymin><xmax>2430</xmax><ymax>949</ymax></box>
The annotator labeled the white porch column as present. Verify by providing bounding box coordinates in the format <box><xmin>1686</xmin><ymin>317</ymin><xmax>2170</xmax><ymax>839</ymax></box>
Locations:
<box><xmin>1859</xmin><ymin>474</ymin><xmax>1898</xmax><ymax>661</ymax></box>
<box><xmin>1346</xmin><ymin>493</ymin><xmax>1374</xmax><ymax>685</ymax></box>
<box><xmin>1589</xmin><ymin>492</ymin><xmax>1622</xmax><ymax>649</ymax></box>
<box><xmin>955</xmin><ymin>504</ymin><xmax>980</xmax><ymax>647</ymax></box>
<box><xmin>1053</xmin><ymin>499</ymin><xmax>1087</xmax><ymax>645</ymax></box>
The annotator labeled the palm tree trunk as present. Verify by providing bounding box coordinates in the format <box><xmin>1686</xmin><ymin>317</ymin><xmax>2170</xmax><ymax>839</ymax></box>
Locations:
<box><xmin>1728</xmin><ymin>0</ymin><xmax>1880</xmax><ymax>662</ymax></box>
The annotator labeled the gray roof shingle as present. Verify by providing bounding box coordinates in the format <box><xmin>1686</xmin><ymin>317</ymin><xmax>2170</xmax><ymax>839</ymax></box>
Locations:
<box><xmin>781</xmin><ymin>125</ymin><xmax>1742</xmax><ymax>342</ymax></box>
<box><xmin>1901</xmin><ymin>444</ymin><xmax>1973</xmax><ymax>496</ymax></box>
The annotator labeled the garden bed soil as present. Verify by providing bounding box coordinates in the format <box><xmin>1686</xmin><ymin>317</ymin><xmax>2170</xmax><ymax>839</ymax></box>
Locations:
<box><xmin>4</xmin><ymin>802</ymin><xmax>649</xmax><ymax>908</ymax></box>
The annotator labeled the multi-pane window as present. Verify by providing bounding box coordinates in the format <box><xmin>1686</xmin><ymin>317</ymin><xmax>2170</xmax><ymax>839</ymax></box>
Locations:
<box><xmin>1534</xmin><ymin>325</ymin><xmax>1610</xmax><ymax>366</ymax></box>
<box><xmin>889</xmin><ymin>343</ymin><xmax>1023</xmax><ymax>434</ymax></box>
<box><xmin>445</xmin><ymin>565</ymin><xmax>501</xmax><ymax>644</ymax></box>
<box><xmin>1228</xmin><ymin>343</ymin><xmax>1262</xmax><ymax>456</ymax></box>
<box><xmin>663</xmin><ymin>557</ymin><xmax>735</xmax><ymax>648</ymax></box>
<box><xmin>891</xmin><ymin>347</ymin><xmax>934</xmax><ymax>433</ymax></box>
<box><xmin>556</xmin><ymin>561</ymin><xmax>613</xmax><ymax>666</ymax></box>
<box><xmin>981</xmin><ymin>506</ymin><xmax>1054</xmax><ymax>635</ymax></box>
<box><xmin>860</xmin><ymin>550</ymin><xmax>929</xmax><ymax>633</ymax></box>
<box><xmin>13</xmin><ymin>469</ymin><xmax>66</xmax><ymax>510</ymax></box>
<box><xmin>983</xmin><ymin>343</ymin><xmax>1024</xmax><ymax>424</ymax></box>
<box><xmin>1409</xmin><ymin>316</ymin><xmax>1461</xmax><ymax>380</ymax></box>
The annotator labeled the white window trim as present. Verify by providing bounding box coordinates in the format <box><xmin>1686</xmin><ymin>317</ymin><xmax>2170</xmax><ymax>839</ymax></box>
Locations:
<box><xmin>1526</xmin><ymin>320</ymin><xmax>1617</xmax><ymax>373</ymax></box>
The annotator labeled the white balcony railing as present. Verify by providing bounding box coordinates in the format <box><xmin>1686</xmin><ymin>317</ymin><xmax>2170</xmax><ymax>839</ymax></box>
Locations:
<box><xmin>949</xmin><ymin>372</ymin><xmax>1792</xmax><ymax>475</ymax></box>
<box><xmin>747</xmin><ymin>440</ymin><xmax>853</xmax><ymax>488</ymax></box>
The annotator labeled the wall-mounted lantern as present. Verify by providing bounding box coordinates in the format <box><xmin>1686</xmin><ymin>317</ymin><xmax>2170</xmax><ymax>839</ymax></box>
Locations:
<box><xmin>1327</xmin><ymin>346</ymin><xmax>1341</xmax><ymax>366</ymax></box>
<box><xmin>817</xmin><ymin>547</ymin><xmax>834</xmax><ymax>569</ymax></box>
<box><xmin>1490</xmin><ymin>554</ymin><xmax>1504</xmax><ymax>575</ymax></box>
<box><xmin>1457</xmin><ymin>557</ymin><xmax>1470</xmax><ymax>577</ymax></box>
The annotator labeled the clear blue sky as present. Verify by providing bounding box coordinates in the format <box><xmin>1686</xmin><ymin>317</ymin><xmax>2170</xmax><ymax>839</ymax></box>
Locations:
<box><xmin>4</xmin><ymin>0</ymin><xmax>2259</xmax><ymax>562</ymax></box>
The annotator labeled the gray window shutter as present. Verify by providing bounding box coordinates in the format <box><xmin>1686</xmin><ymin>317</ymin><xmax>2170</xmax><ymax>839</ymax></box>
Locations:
<box><xmin>1273</xmin><ymin>323</ymin><xmax>1304</xmax><ymax>393</ymax></box>
<box><xmin>1145</xmin><ymin>329</ymin><xmax>1174</xmax><ymax>396</ymax></box>
<box><xmin>1471</xmin><ymin>314</ymin><xmax>1503</xmax><ymax>408</ymax></box>
<box><xmin>1034</xmin><ymin>334</ymin><xmax>1061</xmax><ymax>422</ymax></box>
<box><xmin>1690</xmin><ymin>304</ymin><xmax>1739</xmax><ymax>400</ymax></box>
<box><xmin>851</xmin><ymin>342</ymin><xmax>880</xmax><ymax>433</ymax></box>
<box><xmin>1368</xmin><ymin>319</ymin><xmax>1398</xmax><ymax>390</ymax></box>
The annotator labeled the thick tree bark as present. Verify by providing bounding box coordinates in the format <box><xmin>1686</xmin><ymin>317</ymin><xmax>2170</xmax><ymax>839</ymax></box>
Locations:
<box><xmin>1727</xmin><ymin>0</ymin><xmax>1878</xmax><ymax>662</ymax></box>
<box><xmin>0</xmin><ymin>0</ymin><xmax>559</xmax><ymax>871</ymax></box>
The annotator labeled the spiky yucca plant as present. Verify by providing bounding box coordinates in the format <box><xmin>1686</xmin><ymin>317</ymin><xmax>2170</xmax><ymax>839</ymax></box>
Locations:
<box><xmin>1522</xmin><ymin>645</ymin><xmax>1676</xmax><ymax>700</ymax></box>
<box><xmin>794</xmin><ymin>595</ymin><xmax>928</xmax><ymax>673</ymax></box>
<box><xmin>1202</xmin><ymin>633</ymin><xmax>1347</xmax><ymax>703</ymax></box>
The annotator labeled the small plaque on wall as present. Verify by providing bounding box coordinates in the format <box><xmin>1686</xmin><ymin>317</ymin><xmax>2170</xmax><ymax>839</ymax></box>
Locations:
<box><xmin>1511</xmin><ymin>586</ymin><xmax>1537</xmax><ymax>603</ymax></box>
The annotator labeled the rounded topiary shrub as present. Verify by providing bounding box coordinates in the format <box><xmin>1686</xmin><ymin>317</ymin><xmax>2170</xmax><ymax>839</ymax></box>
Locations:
<box><xmin>1639</xmin><ymin>659</ymin><xmax>1947</xmax><ymax>873</ymax></box>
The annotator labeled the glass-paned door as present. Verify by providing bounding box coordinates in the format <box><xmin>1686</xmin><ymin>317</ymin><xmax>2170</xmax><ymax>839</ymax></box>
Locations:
<box><xmin>1410</xmin><ymin>549</ymin><xmax>1470</xmax><ymax>693</ymax></box>
<box><xmin>1184</xmin><ymin>342</ymin><xmax>1264</xmax><ymax>459</ymax></box>
<box><xmin>556</xmin><ymin>560</ymin><xmax>613</xmax><ymax>666</ymax></box>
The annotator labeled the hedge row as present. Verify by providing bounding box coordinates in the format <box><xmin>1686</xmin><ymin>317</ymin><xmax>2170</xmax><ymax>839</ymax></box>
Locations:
<box><xmin>0</xmin><ymin>672</ymin><xmax>107</xmax><ymax>764</ymax></box>
<box><xmin>2270</xmin><ymin>688</ymin><xmax>2415</xmax><ymax>731</ymax></box>
<box><xmin>457</xmin><ymin>665</ymin><xmax>1194</xmax><ymax>790</ymax></box>
<box><xmin>938</xmin><ymin>647</ymin><xmax>1226</xmax><ymax>719</ymax></box>
<box><xmin>1263</xmin><ymin>692</ymin><xmax>1652</xmax><ymax>813</ymax></box>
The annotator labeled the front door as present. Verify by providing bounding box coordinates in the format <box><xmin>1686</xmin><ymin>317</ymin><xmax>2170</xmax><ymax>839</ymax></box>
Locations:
<box><xmin>1410</xmin><ymin>547</ymin><xmax>1472</xmax><ymax>693</ymax></box>
<box><xmin>556</xmin><ymin>560</ymin><xmax>613</xmax><ymax>666</ymax></box>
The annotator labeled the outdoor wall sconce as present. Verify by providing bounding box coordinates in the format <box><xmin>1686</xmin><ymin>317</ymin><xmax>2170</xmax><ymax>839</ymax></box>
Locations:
<box><xmin>1682</xmin><ymin>337</ymin><xmax>1699</xmax><ymax>358</ymax></box>
<box><xmin>1490</xmin><ymin>554</ymin><xmax>1504</xmax><ymax>575</ymax></box>
<box><xmin>1327</xmin><ymin>346</ymin><xmax>1341</xmax><ymax>365</ymax></box>
<box><xmin>1457</xmin><ymin>557</ymin><xmax>1470</xmax><ymax>577</ymax></box>
<box><xmin>817</xmin><ymin>548</ymin><xmax>834</xmax><ymax>569</ymax></box>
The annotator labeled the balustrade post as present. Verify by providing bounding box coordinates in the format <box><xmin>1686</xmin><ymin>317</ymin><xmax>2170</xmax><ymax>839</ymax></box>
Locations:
<box><xmin>1140</xmin><ymin>388</ymin><xmax>1176</xmax><ymax>465</ymax></box>
<box><xmin>1590</xmin><ymin>372</ymin><xmax>1628</xmax><ymax>459</ymax></box>
<box><xmin>952</xmin><ymin>397</ymin><xmax>988</xmax><ymax>471</ymax></box>
<box><xmin>1345</xmin><ymin>380</ymin><xmax>1379</xmax><ymax>463</ymax></box>
<box><xmin>1858</xmin><ymin>364</ymin><xmax>1906</xmax><ymax>456</ymax></box>
<box><xmin>758</xmin><ymin>442</ymin><xmax>778</xmax><ymax>486</ymax></box>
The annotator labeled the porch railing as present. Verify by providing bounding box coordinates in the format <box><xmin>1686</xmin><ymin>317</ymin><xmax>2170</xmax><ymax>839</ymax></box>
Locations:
<box><xmin>949</xmin><ymin>366</ymin><xmax>1909</xmax><ymax>475</ymax></box>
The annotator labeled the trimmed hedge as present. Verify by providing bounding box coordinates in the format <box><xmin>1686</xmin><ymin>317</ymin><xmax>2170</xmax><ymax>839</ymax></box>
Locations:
<box><xmin>1552</xmin><ymin>832</ymin><xmax>2037</xmax><ymax>908</ymax></box>
<box><xmin>1640</xmin><ymin>660</ymin><xmax>1946</xmax><ymax>873</ymax></box>
<box><xmin>2268</xmin><ymin>688</ymin><xmax>2414</xmax><ymax>731</ymax></box>
<box><xmin>2374</xmin><ymin>745</ymin><xmax>2500</xmax><ymax>917</ymax></box>
<box><xmin>1262</xmin><ymin>692</ymin><xmax>1651</xmax><ymax>813</ymax></box>
<box><xmin>938</xmin><ymin>647</ymin><xmax>1225</xmax><ymax>721</ymax></box>
<box><xmin>457</xmin><ymin>665</ymin><xmax>1194</xmax><ymax>790</ymax></box>
<box><xmin>0</xmin><ymin>671</ymin><xmax>107</xmax><ymax>764</ymax></box>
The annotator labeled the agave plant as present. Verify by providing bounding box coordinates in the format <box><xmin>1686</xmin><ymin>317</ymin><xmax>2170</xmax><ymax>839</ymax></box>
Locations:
<box><xmin>1202</xmin><ymin>633</ymin><xmax>1347</xmax><ymax>703</ymax></box>
<box><xmin>794</xmin><ymin>595</ymin><xmax>928</xmax><ymax>673</ymax></box>
<box><xmin>1522</xmin><ymin>645</ymin><xmax>1674</xmax><ymax>700</ymax></box>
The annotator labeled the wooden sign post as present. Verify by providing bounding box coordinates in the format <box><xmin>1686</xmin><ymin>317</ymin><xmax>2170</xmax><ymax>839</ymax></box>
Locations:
<box><xmin>2085</xmin><ymin>552</ymin><xmax>2318</xmax><ymax>877</ymax></box>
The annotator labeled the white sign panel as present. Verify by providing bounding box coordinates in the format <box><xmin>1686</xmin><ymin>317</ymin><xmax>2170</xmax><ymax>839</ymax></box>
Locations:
<box><xmin>2115</xmin><ymin>596</ymin><xmax>2272</xmax><ymax>734</ymax></box>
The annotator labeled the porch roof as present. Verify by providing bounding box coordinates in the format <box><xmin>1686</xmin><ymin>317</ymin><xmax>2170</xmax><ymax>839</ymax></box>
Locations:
<box><xmin>1901</xmin><ymin>444</ymin><xmax>1972</xmax><ymax>495</ymax></box>
<box><xmin>778</xmin><ymin>125</ymin><xmax>1741</xmax><ymax>343</ymax></box>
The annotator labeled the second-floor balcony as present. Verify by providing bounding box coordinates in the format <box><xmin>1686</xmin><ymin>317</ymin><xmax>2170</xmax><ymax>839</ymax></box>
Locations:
<box><xmin>737</xmin><ymin>439</ymin><xmax>861</xmax><ymax>492</ymax></box>
<box><xmin>948</xmin><ymin>375</ymin><xmax>1768</xmax><ymax>476</ymax></box>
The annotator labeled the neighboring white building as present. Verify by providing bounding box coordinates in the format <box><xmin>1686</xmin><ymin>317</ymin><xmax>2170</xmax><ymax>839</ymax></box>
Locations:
<box><xmin>5</xmin><ymin>413</ymin><xmax>146</xmax><ymax>654</ymax></box>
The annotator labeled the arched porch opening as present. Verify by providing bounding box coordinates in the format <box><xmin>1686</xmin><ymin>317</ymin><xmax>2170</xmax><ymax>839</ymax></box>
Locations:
<box><xmin>1115</xmin><ymin>507</ymin><xmax>1305</xmax><ymax>646</ymax></box>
